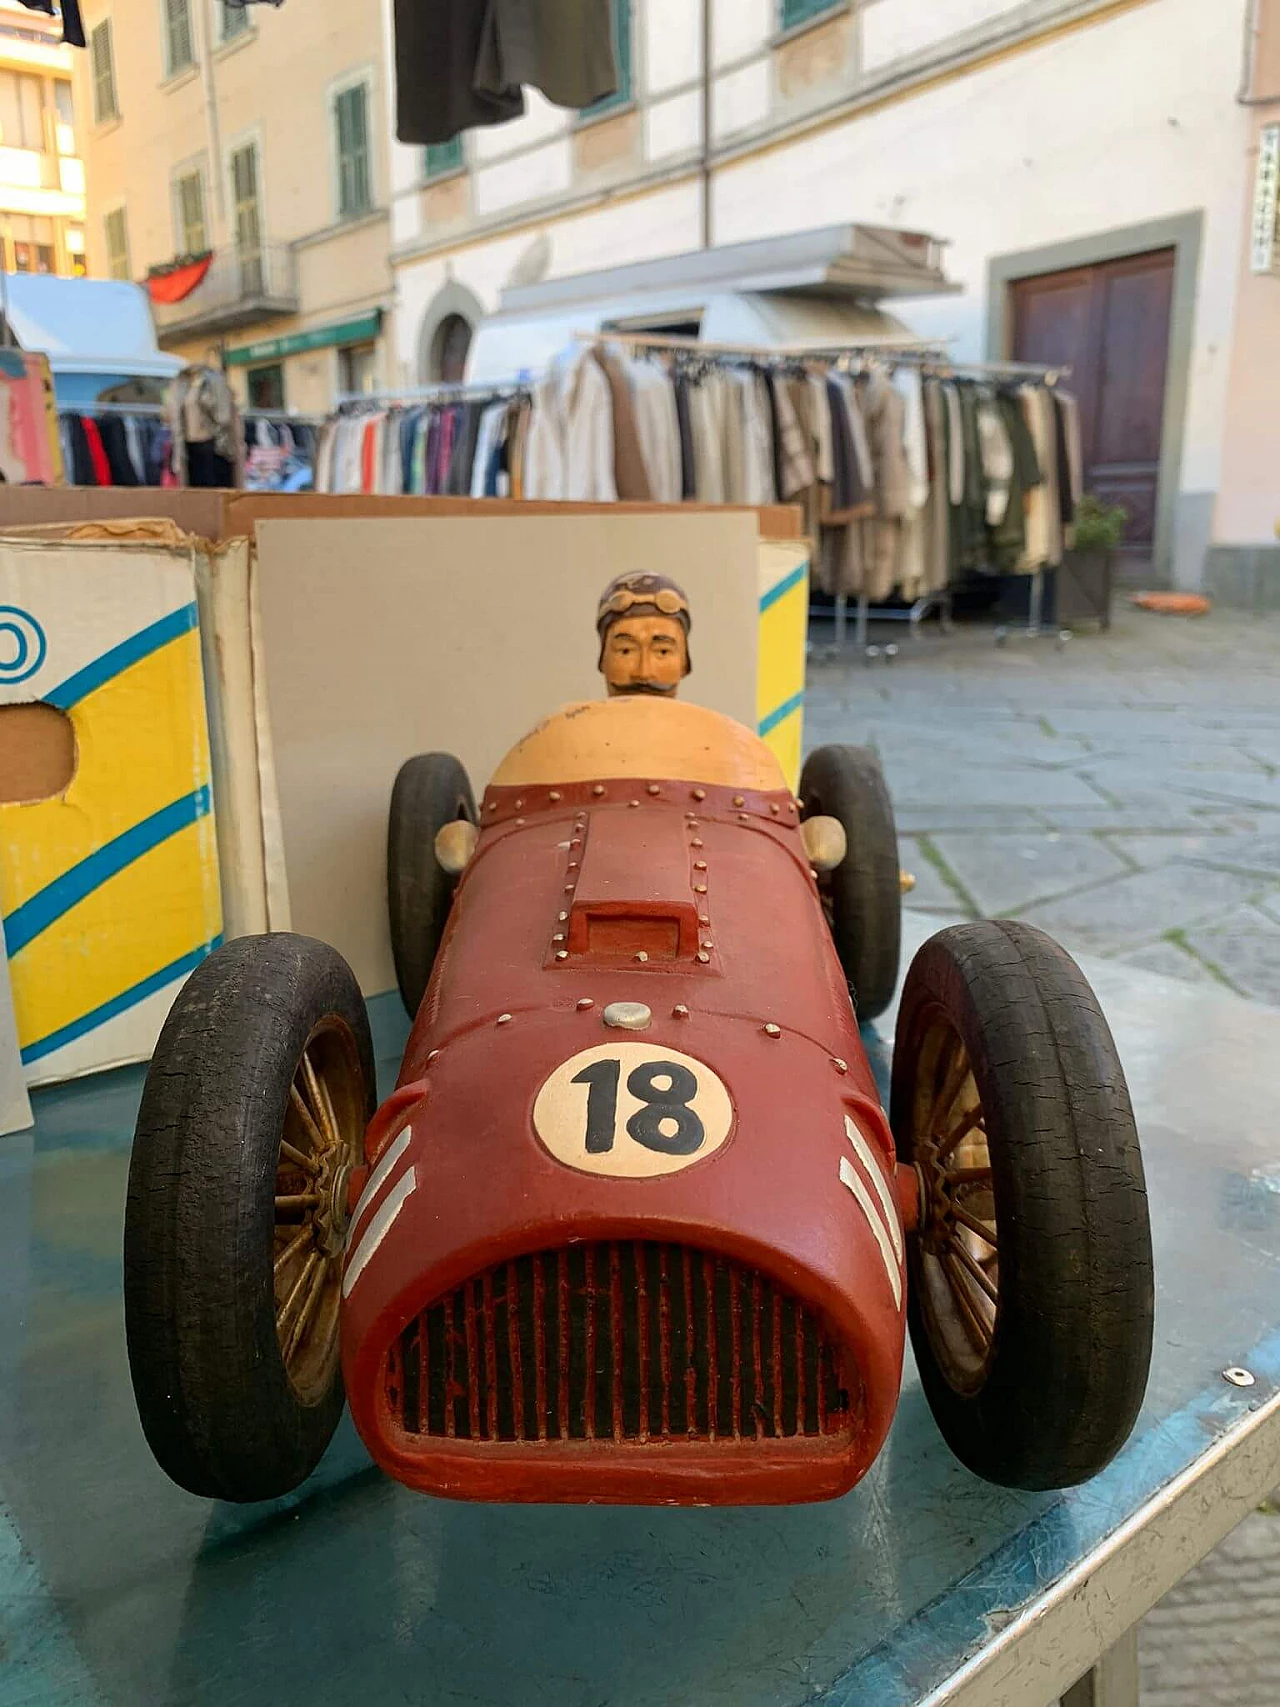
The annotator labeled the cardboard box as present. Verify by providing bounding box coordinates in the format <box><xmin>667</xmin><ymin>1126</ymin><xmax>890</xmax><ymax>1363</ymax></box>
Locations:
<box><xmin>0</xmin><ymin>535</ymin><xmax>222</xmax><ymax>1085</ymax></box>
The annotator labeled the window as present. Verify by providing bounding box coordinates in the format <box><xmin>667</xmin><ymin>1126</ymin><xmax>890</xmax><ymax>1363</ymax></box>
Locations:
<box><xmin>104</xmin><ymin>205</ymin><xmax>130</xmax><ymax>280</ymax></box>
<box><xmin>581</xmin><ymin>0</ymin><xmax>632</xmax><ymax>116</ymax></box>
<box><xmin>90</xmin><ymin>20</ymin><xmax>119</xmax><ymax>123</ymax></box>
<box><xmin>220</xmin><ymin>2</ymin><xmax>250</xmax><ymax>40</ymax></box>
<box><xmin>230</xmin><ymin>142</ymin><xmax>262</xmax><ymax>294</ymax></box>
<box><xmin>163</xmin><ymin>0</ymin><xmax>195</xmax><ymax>75</ymax></box>
<box><xmin>174</xmin><ymin>168</ymin><xmax>206</xmax><ymax>253</ymax></box>
<box><xmin>779</xmin><ymin>0</ymin><xmax>841</xmax><ymax>28</ymax></box>
<box><xmin>53</xmin><ymin>79</ymin><xmax>74</xmax><ymax>143</ymax></box>
<box><xmin>247</xmin><ymin>364</ymin><xmax>284</xmax><ymax>410</ymax></box>
<box><xmin>0</xmin><ymin>72</ymin><xmax>45</xmax><ymax>149</ymax></box>
<box><xmin>334</xmin><ymin>82</ymin><xmax>372</xmax><ymax>219</ymax></box>
<box><xmin>67</xmin><ymin>224</ymin><xmax>86</xmax><ymax>276</ymax></box>
<box><xmin>423</xmin><ymin>135</ymin><xmax>463</xmax><ymax>180</ymax></box>
<box><xmin>338</xmin><ymin>342</ymin><xmax>377</xmax><ymax>397</ymax></box>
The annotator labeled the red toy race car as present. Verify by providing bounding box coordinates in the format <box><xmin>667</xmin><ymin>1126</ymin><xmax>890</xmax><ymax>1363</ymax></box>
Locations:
<box><xmin>124</xmin><ymin>697</ymin><xmax>1154</xmax><ymax>1506</ymax></box>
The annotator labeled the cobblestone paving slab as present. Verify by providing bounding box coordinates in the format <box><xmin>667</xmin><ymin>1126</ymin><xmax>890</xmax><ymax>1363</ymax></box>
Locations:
<box><xmin>1017</xmin><ymin>863</ymin><xmax>1255</xmax><ymax>956</ymax></box>
<box><xmin>1109</xmin><ymin>831</ymin><xmax>1280</xmax><ymax>878</ymax></box>
<box><xmin>899</xmin><ymin>837</ymin><xmax>974</xmax><ymax>915</ymax></box>
<box><xmin>1181</xmin><ymin>905</ymin><xmax>1280</xmax><ymax>1006</ymax></box>
<box><xmin>927</xmin><ymin>830</ymin><xmax>1131</xmax><ymax>918</ymax></box>
<box><xmin>1118</xmin><ymin>938</ymin><xmax>1231</xmax><ymax>990</ymax></box>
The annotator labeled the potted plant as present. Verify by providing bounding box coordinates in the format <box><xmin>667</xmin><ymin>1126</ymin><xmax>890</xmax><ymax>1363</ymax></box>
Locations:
<box><xmin>1061</xmin><ymin>495</ymin><xmax>1128</xmax><ymax>630</ymax></box>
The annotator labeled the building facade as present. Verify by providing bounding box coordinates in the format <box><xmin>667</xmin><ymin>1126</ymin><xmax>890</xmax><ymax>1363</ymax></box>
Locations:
<box><xmin>73</xmin><ymin>0</ymin><xmax>393</xmax><ymax>414</ymax></box>
<box><xmin>385</xmin><ymin>0</ymin><xmax>1278</xmax><ymax>593</ymax></box>
<box><xmin>0</xmin><ymin>0</ymin><xmax>84</xmax><ymax>279</ymax></box>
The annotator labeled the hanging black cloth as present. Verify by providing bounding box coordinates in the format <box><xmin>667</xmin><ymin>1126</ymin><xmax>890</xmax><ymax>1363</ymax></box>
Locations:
<box><xmin>15</xmin><ymin>0</ymin><xmax>85</xmax><ymax>48</ymax></box>
<box><xmin>64</xmin><ymin>414</ymin><xmax>96</xmax><ymax>485</ymax></box>
<box><xmin>671</xmin><ymin>372</ymin><xmax>696</xmax><ymax>501</ymax></box>
<box><xmin>394</xmin><ymin>0</ymin><xmax>618</xmax><ymax>146</ymax></box>
<box><xmin>97</xmin><ymin>414</ymin><xmax>140</xmax><ymax>486</ymax></box>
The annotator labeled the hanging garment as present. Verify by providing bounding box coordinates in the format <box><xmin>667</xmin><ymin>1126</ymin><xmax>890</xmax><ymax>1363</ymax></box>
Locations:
<box><xmin>1018</xmin><ymin>385</ymin><xmax>1059</xmax><ymax>571</ymax></box>
<box><xmin>921</xmin><ymin>379</ymin><xmax>951</xmax><ymax>597</ymax></box>
<box><xmin>989</xmin><ymin>390</ymin><xmax>1041</xmax><ymax>573</ymax></box>
<box><xmin>97</xmin><ymin>414</ymin><xmax>140</xmax><ymax>486</ymax></box>
<box><xmin>81</xmin><ymin>418</ymin><xmax>112</xmax><ymax>485</ymax></box>
<box><xmin>14</xmin><ymin>0</ymin><xmax>84</xmax><ymax>46</ymax></box>
<box><xmin>824</xmin><ymin>377</ymin><xmax>873</xmax><ymax>521</ymax></box>
<box><xmin>893</xmin><ymin>368</ymin><xmax>929</xmax><ymax>513</ymax></box>
<box><xmin>721</xmin><ymin>371</ymin><xmax>773</xmax><ymax>506</ymax></box>
<box><xmin>1053</xmin><ymin>390</ymin><xmax>1084</xmax><ymax>546</ymax></box>
<box><xmin>629</xmin><ymin>360</ymin><xmax>682</xmax><ymax>504</ymax></box>
<box><xmin>394</xmin><ymin>0</ymin><xmax>617</xmax><ymax>145</ymax></box>
<box><xmin>770</xmin><ymin>373</ymin><xmax>813</xmax><ymax>503</ymax></box>
<box><xmin>593</xmin><ymin>348</ymin><xmax>651</xmax><ymax>501</ymax></box>
<box><xmin>122</xmin><ymin>416</ymin><xmax>148</xmax><ymax>484</ymax></box>
<box><xmin>166</xmin><ymin>365</ymin><xmax>243</xmax><ymax>486</ymax></box>
<box><xmin>470</xmin><ymin>401</ymin><xmax>507</xmax><ymax>498</ymax></box>
<box><xmin>671</xmin><ymin>372</ymin><xmax>697</xmax><ymax>501</ymax></box>
<box><xmin>858</xmin><ymin>370</ymin><xmax>913</xmax><ymax>602</ymax></box>
<box><xmin>688</xmin><ymin>369</ymin><xmax>727</xmax><ymax>504</ymax></box>
<box><xmin>783</xmin><ymin>376</ymin><xmax>822</xmax><ymax>538</ymax></box>
<box><xmin>524</xmin><ymin>349</ymin><xmax>617</xmax><ymax>501</ymax></box>
<box><xmin>976</xmin><ymin>390</ymin><xmax>1014</xmax><ymax>526</ymax></box>
<box><xmin>186</xmin><ymin>440</ymin><xmax>235</xmax><ymax>488</ymax></box>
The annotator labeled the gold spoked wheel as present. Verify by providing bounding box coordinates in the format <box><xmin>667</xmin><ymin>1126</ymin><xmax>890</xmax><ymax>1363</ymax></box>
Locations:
<box><xmin>272</xmin><ymin>1019</ymin><xmax>366</xmax><ymax>1406</ymax></box>
<box><xmin>910</xmin><ymin>1013</ymin><xmax>998</xmax><ymax>1394</ymax></box>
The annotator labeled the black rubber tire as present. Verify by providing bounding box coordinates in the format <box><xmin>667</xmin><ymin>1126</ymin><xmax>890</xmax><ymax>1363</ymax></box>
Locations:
<box><xmin>387</xmin><ymin>752</ymin><xmax>476</xmax><ymax>1018</ymax></box>
<box><xmin>892</xmin><ymin>920</ymin><xmax>1154</xmax><ymax>1490</ymax></box>
<box><xmin>800</xmin><ymin>744</ymin><xmax>902</xmax><ymax>1020</ymax></box>
<box><xmin>124</xmin><ymin>933</ymin><xmax>375</xmax><ymax>1503</ymax></box>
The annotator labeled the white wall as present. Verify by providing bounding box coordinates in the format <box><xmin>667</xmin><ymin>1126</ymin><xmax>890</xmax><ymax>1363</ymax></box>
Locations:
<box><xmin>711</xmin><ymin>0</ymin><xmax>1250</xmax><ymax>501</ymax></box>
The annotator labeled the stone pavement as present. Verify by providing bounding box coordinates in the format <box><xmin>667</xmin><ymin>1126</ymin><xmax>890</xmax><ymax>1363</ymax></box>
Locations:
<box><xmin>805</xmin><ymin>605</ymin><xmax>1280</xmax><ymax>1006</ymax></box>
<box><xmin>804</xmin><ymin>604</ymin><xmax>1280</xmax><ymax>1706</ymax></box>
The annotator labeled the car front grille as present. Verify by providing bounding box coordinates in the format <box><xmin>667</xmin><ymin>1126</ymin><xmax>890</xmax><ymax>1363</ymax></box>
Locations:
<box><xmin>385</xmin><ymin>1242</ymin><xmax>858</xmax><ymax>1445</ymax></box>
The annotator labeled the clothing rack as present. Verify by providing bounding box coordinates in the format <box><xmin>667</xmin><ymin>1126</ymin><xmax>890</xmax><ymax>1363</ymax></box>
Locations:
<box><xmin>575</xmin><ymin>327</ymin><xmax>1071</xmax><ymax>658</ymax></box>
<box><xmin>333</xmin><ymin>379</ymin><xmax>526</xmax><ymax>410</ymax></box>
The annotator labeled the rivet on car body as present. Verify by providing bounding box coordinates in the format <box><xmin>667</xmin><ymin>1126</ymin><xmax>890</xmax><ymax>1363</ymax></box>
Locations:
<box><xmin>698</xmin><ymin>914</ymin><xmax>710</xmax><ymax>926</ymax></box>
<box><xmin>567</xmin><ymin>861</ymin><xmax>578</xmax><ymax>871</ymax></box>
<box><xmin>1224</xmin><ymin>1367</ymin><xmax>1256</xmax><ymax>1387</ymax></box>
<box><xmin>564</xmin><ymin>884</ymin><xmax>575</xmax><ymax>893</ymax></box>
<box><xmin>691</xmin><ymin>838</ymin><xmax>703</xmax><ymax>848</ymax></box>
<box><xmin>497</xmin><ymin>1013</ymin><xmax>512</xmax><ymax>1025</ymax></box>
<box><xmin>515</xmin><ymin>818</ymin><xmax>525</xmax><ymax>826</ymax></box>
<box><xmin>635</xmin><ymin>951</ymin><xmax>649</xmax><ymax>963</ymax></box>
<box><xmin>694</xmin><ymin>860</ymin><xmax>707</xmax><ymax>871</ymax></box>
<box><xmin>733</xmin><ymin>795</ymin><xmax>745</xmax><ymax>807</ymax></box>
<box><xmin>770</xmin><ymin>803</ymin><xmax>780</xmax><ymax>815</ymax></box>
<box><xmin>694</xmin><ymin>883</ymin><xmax>708</xmax><ymax>894</ymax></box>
<box><xmin>558</xmin><ymin>911</ymin><xmax>569</xmax><ymax>922</ymax></box>
<box><xmin>832</xmin><ymin>1057</ymin><xmax>848</xmax><ymax>1074</ymax></box>
<box><xmin>739</xmin><ymin>814</ymin><xmax>750</xmax><ymax>823</ymax></box>
<box><xmin>700</xmin><ymin>941</ymin><xmax>713</xmax><ymax>951</ymax></box>
<box><xmin>603</xmin><ymin>1002</ymin><xmax>652</xmax><ymax>1030</ymax></box>
<box><xmin>427</xmin><ymin>1049</ymin><xmax>440</xmax><ymax>1062</ymax></box>
<box><xmin>696</xmin><ymin>951</ymin><xmax>710</xmax><ymax>964</ymax></box>
<box><xmin>629</xmin><ymin>799</ymin><xmax>640</xmax><ymax>808</ymax></box>
<box><xmin>593</xmin><ymin>785</ymin><xmax>605</xmax><ymax>796</ymax></box>
<box><xmin>487</xmin><ymin>801</ymin><xmax>497</xmax><ymax>812</ymax></box>
<box><xmin>673</xmin><ymin>1004</ymin><xmax>690</xmax><ymax>1018</ymax></box>
<box><xmin>515</xmin><ymin>799</ymin><xmax>524</xmax><ymax>809</ymax></box>
<box><xmin>553</xmin><ymin>934</ymin><xmax>566</xmax><ymax>944</ymax></box>
<box><xmin>647</xmin><ymin>783</ymin><xmax>660</xmax><ymax>796</ymax></box>
<box><xmin>577</xmin><ymin>998</ymin><xmax>594</xmax><ymax>1010</ymax></box>
<box><xmin>556</xmin><ymin>951</ymin><xmax>569</xmax><ymax>962</ymax></box>
<box><xmin>692</xmin><ymin>788</ymin><xmax>706</xmax><ymax>801</ymax></box>
<box><xmin>764</xmin><ymin>1024</ymin><xmax>781</xmax><ymax>1038</ymax></box>
<box><xmin>549</xmin><ymin>790</ymin><xmax>561</xmax><ymax>802</ymax></box>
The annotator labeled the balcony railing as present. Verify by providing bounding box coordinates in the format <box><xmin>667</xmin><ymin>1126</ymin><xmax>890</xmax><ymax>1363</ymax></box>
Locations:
<box><xmin>152</xmin><ymin>241</ymin><xmax>298</xmax><ymax>343</ymax></box>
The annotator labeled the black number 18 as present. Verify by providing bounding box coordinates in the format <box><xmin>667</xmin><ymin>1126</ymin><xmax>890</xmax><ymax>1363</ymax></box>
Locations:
<box><xmin>570</xmin><ymin>1059</ymin><xmax>706</xmax><ymax>1156</ymax></box>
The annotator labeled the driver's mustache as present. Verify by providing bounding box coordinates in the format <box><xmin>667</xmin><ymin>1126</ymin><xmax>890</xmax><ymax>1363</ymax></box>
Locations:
<box><xmin>617</xmin><ymin>681</ymin><xmax>676</xmax><ymax>696</ymax></box>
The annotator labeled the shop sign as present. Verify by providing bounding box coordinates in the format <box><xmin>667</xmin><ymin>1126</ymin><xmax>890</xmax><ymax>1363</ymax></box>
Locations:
<box><xmin>1251</xmin><ymin>124</ymin><xmax>1280</xmax><ymax>275</ymax></box>
<box><xmin>226</xmin><ymin>310</ymin><xmax>382</xmax><ymax>367</ymax></box>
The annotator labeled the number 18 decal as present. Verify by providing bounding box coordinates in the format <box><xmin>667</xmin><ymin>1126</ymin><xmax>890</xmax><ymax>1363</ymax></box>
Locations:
<box><xmin>533</xmin><ymin>1044</ymin><xmax>734</xmax><ymax>1178</ymax></box>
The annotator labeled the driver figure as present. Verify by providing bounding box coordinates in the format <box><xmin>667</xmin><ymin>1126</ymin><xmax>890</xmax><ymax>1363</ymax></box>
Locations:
<box><xmin>596</xmin><ymin>572</ymin><xmax>692</xmax><ymax>698</ymax></box>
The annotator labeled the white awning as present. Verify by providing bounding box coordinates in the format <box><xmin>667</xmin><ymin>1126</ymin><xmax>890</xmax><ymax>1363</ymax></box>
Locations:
<box><xmin>1</xmin><ymin>274</ymin><xmax>182</xmax><ymax>377</ymax></box>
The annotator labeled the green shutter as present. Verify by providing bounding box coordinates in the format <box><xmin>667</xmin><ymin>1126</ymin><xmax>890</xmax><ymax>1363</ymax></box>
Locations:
<box><xmin>780</xmin><ymin>0</ymin><xmax>840</xmax><ymax>28</ymax></box>
<box><xmin>424</xmin><ymin>135</ymin><xmax>464</xmax><ymax>181</ymax></box>
<box><xmin>166</xmin><ymin>0</ymin><xmax>193</xmax><ymax>73</ymax></box>
<box><xmin>91</xmin><ymin>21</ymin><xmax>117</xmax><ymax>123</ymax></box>
<box><xmin>336</xmin><ymin>84</ymin><xmax>371</xmax><ymax>217</ymax></box>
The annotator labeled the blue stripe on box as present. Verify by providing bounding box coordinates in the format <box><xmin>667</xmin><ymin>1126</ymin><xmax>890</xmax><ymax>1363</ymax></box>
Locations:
<box><xmin>758</xmin><ymin>691</ymin><xmax>805</xmax><ymax>737</ymax></box>
<box><xmin>43</xmin><ymin>602</ymin><xmax>198</xmax><ymax>711</ymax></box>
<box><xmin>2</xmin><ymin>786</ymin><xmax>212</xmax><ymax>957</ymax></box>
<box><xmin>759</xmin><ymin>562</ymin><xmax>808</xmax><ymax>614</ymax></box>
<box><xmin>19</xmin><ymin>936</ymin><xmax>223</xmax><ymax>1065</ymax></box>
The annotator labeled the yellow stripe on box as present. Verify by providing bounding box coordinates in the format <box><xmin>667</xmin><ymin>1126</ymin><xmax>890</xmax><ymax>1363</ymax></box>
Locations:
<box><xmin>0</xmin><ymin>628</ymin><xmax>213</xmax><ymax>916</ymax></box>
<box><xmin>6</xmin><ymin>817</ymin><xmax>222</xmax><ymax>1053</ymax></box>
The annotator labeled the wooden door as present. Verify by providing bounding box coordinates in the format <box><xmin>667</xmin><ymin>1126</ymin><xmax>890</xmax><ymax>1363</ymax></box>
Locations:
<box><xmin>1011</xmin><ymin>248</ymin><xmax>1175</xmax><ymax>568</ymax></box>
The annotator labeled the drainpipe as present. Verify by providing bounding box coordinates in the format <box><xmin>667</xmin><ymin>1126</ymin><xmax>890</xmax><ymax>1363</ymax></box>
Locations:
<box><xmin>199</xmin><ymin>0</ymin><xmax>227</xmax><ymax>236</ymax></box>
<box><xmin>701</xmin><ymin>0</ymin><xmax>713</xmax><ymax>247</ymax></box>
